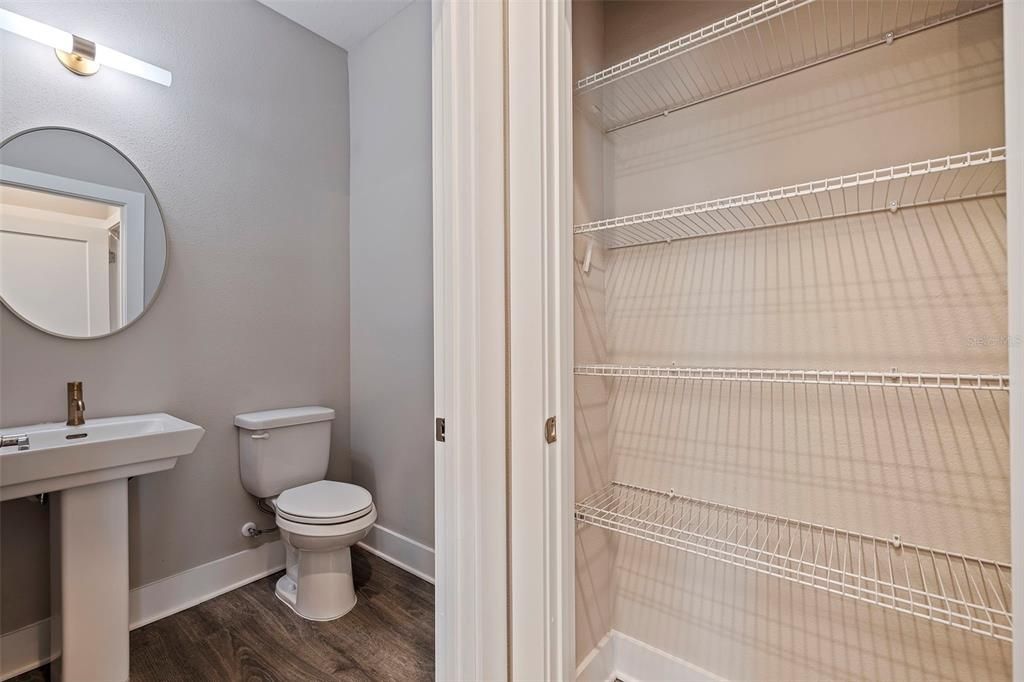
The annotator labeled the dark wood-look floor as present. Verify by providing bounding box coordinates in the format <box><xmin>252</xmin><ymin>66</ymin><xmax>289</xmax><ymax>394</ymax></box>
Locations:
<box><xmin>14</xmin><ymin>547</ymin><xmax>434</xmax><ymax>682</ymax></box>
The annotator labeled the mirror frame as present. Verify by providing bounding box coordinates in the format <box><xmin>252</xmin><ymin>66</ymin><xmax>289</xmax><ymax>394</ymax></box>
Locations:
<box><xmin>0</xmin><ymin>126</ymin><xmax>171</xmax><ymax>340</ymax></box>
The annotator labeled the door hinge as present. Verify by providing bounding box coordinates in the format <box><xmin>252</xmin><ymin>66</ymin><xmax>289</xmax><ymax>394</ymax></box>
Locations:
<box><xmin>435</xmin><ymin>417</ymin><xmax>446</xmax><ymax>443</ymax></box>
<box><xmin>545</xmin><ymin>416</ymin><xmax>557</xmax><ymax>444</ymax></box>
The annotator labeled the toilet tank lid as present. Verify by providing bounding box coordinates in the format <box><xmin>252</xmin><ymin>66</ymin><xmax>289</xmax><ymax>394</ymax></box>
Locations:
<box><xmin>235</xmin><ymin>406</ymin><xmax>335</xmax><ymax>430</ymax></box>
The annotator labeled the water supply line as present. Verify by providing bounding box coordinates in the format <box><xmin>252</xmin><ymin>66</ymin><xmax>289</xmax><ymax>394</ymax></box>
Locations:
<box><xmin>241</xmin><ymin>498</ymin><xmax>279</xmax><ymax>537</ymax></box>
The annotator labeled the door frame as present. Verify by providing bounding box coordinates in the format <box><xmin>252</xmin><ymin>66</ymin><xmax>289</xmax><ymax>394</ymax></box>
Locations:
<box><xmin>432</xmin><ymin>0</ymin><xmax>577</xmax><ymax>671</ymax></box>
<box><xmin>506</xmin><ymin>0</ymin><xmax>575</xmax><ymax>679</ymax></box>
<box><xmin>432</xmin><ymin>0</ymin><xmax>575</xmax><ymax>678</ymax></box>
<box><xmin>431</xmin><ymin>0</ymin><xmax>509</xmax><ymax>679</ymax></box>
<box><xmin>1005</xmin><ymin>0</ymin><xmax>1024</xmax><ymax>675</ymax></box>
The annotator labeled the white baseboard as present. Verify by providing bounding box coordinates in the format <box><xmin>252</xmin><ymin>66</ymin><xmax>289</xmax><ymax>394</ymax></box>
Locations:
<box><xmin>0</xmin><ymin>619</ymin><xmax>51</xmax><ymax>681</ymax></box>
<box><xmin>577</xmin><ymin>630</ymin><xmax>726</xmax><ymax>682</ymax></box>
<box><xmin>129</xmin><ymin>539</ymin><xmax>285</xmax><ymax>629</ymax></box>
<box><xmin>576</xmin><ymin>632</ymin><xmax>616</xmax><ymax>682</ymax></box>
<box><xmin>0</xmin><ymin>540</ymin><xmax>285</xmax><ymax>681</ymax></box>
<box><xmin>358</xmin><ymin>523</ymin><xmax>435</xmax><ymax>584</ymax></box>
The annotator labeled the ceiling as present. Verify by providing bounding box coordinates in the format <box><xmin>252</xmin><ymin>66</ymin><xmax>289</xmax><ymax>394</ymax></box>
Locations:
<box><xmin>257</xmin><ymin>0</ymin><xmax>418</xmax><ymax>51</ymax></box>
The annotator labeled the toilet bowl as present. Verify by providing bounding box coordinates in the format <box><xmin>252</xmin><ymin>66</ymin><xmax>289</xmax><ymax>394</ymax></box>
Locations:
<box><xmin>235</xmin><ymin>407</ymin><xmax>376</xmax><ymax>622</ymax></box>
<box><xmin>272</xmin><ymin>480</ymin><xmax>377</xmax><ymax>620</ymax></box>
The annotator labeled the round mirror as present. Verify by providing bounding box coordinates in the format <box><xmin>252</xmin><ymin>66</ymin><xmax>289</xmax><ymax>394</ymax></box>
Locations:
<box><xmin>0</xmin><ymin>128</ymin><xmax>168</xmax><ymax>339</ymax></box>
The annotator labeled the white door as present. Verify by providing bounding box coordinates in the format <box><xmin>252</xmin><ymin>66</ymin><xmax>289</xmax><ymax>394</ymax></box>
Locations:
<box><xmin>0</xmin><ymin>205</ymin><xmax>111</xmax><ymax>337</ymax></box>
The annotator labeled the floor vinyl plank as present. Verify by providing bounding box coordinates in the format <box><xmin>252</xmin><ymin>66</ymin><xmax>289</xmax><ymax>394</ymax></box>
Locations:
<box><xmin>10</xmin><ymin>547</ymin><xmax>434</xmax><ymax>682</ymax></box>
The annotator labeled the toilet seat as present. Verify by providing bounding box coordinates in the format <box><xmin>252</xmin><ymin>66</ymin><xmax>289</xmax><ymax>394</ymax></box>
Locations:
<box><xmin>275</xmin><ymin>480</ymin><xmax>373</xmax><ymax>525</ymax></box>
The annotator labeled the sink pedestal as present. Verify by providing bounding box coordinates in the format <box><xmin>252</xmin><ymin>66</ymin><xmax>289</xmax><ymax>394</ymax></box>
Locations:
<box><xmin>0</xmin><ymin>413</ymin><xmax>204</xmax><ymax>681</ymax></box>
<box><xmin>51</xmin><ymin>478</ymin><xmax>130</xmax><ymax>682</ymax></box>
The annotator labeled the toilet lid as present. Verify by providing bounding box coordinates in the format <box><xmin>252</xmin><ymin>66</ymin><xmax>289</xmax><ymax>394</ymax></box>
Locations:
<box><xmin>276</xmin><ymin>480</ymin><xmax>373</xmax><ymax>525</ymax></box>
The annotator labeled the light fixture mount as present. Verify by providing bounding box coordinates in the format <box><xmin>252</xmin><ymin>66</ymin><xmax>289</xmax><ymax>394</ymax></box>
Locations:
<box><xmin>55</xmin><ymin>34</ymin><xmax>98</xmax><ymax>76</ymax></box>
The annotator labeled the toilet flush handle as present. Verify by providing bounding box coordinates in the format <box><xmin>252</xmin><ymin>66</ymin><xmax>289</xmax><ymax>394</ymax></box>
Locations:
<box><xmin>251</xmin><ymin>432</ymin><xmax>270</xmax><ymax>440</ymax></box>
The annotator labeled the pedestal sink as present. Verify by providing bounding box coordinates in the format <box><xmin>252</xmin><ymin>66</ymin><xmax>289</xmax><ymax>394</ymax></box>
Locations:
<box><xmin>0</xmin><ymin>413</ymin><xmax>204</xmax><ymax>682</ymax></box>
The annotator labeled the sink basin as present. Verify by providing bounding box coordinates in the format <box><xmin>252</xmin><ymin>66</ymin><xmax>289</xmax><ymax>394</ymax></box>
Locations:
<box><xmin>0</xmin><ymin>412</ymin><xmax>203</xmax><ymax>682</ymax></box>
<box><xmin>0</xmin><ymin>413</ymin><xmax>204</xmax><ymax>501</ymax></box>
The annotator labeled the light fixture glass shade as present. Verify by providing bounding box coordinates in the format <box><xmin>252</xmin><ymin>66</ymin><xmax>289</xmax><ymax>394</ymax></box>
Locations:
<box><xmin>0</xmin><ymin>7</ymin><xmax>73</xmax><ymax>53</ymax></box>
<box><xmin>94</xmin><ymin>43</ymin><xmax>172</xmax><ymax>87</ymax></box>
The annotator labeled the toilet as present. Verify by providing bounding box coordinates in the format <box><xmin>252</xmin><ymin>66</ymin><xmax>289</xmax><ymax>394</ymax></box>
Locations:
<box><xmin>235</xmin><ymin>406</ymin><xmax>376</xmax><ymax>621</ymax></box>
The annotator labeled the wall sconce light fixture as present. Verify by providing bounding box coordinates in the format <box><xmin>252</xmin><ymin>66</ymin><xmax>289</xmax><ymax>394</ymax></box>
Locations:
<box><xmin>0</xmin><ymin>8</ymin><xmax>172</xmax><ymax>87</ymax></box>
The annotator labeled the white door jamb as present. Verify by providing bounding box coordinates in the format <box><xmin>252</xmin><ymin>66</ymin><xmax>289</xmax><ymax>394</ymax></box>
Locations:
<box><xmin>506</xmin><ymin>0</ymin><xmax>575</xmax><ymax>679</ymax></box>
<box><xmin>431</xmin><ymin>0</ymin><xmax>510</xmax><ymax>679</ymax></box>
<box><xmin>1004</xmin><ymin>0</ymin><xmax>1023</xmax><ymax>676</ymax></box>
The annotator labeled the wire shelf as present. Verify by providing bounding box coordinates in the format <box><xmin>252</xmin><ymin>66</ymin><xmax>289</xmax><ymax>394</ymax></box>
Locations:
<box><xmin>576</xmin><ymin>0</ymin><xmax>1002</xmax><ymax>132</ymax></box>
<box><xmin>574</xmin><ymin>147</ymin><xmax>1007</xmax><ymax>249</ymax></box>
<box><xmin>576</xmin><ymin>481</ymin><xmax>1012</xmax><ymax>640</ymax></box>
<box><xmin>575</xmin><ymin>364</ymin><xmax>1010</xmax><ymax>390</ymax></box>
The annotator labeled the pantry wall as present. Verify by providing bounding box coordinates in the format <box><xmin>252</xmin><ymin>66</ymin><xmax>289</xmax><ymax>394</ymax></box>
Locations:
<box><xmin>571</xmin><ymin>2</ymin><xmax>1011</xmax><ymax>679</ymax></box>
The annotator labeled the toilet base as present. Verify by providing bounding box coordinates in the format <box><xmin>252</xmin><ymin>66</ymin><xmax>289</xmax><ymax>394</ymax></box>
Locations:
<box><xmin>273</xmin><ymin>504</ymin><xmax>375</xmax><ymax>621</ymax></box>
<box><xmin>275</xmin><ymin>542</ymin><xmax>359</xmax><ymax>621</ymax></box>
<box><xmin>275</xmin><ymin>573</ymin><xmax>358</xmax><ymax>621</ymax></box>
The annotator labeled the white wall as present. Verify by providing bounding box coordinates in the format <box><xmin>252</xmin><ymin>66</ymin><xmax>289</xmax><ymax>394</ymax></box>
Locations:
<box><xmin>0</xmin><ymin>0</ymin><xmax>350</xmax><ymax>634</ymax></box>
<box><xmin>348</xmin><ymin>2</ymin><xmax>434</xmax><ymax>551</ymax></box>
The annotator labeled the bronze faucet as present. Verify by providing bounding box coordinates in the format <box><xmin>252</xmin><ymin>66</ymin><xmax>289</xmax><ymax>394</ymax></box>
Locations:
<box><xmin>67</xmin><ymin>381</ymin><xmax>85</xmax><ymax>426</ymax></box>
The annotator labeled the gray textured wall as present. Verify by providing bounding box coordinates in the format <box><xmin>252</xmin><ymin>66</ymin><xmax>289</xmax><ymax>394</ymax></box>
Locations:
<box><xmin>0</xmin><ymin>0</ymin><xmax>351</xmax><ymax>634</ymax></box>
<box><xmin>348</xmin><ymin>2</ymin><xmax>434</xmax><ymax>550</ymax></box>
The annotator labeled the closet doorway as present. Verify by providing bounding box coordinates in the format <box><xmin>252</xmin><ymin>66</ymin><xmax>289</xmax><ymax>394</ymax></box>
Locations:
<box><xmin>433</xmin><ymin>0</ymin><xmax>1024</xmax><ymax>679</ymax></box>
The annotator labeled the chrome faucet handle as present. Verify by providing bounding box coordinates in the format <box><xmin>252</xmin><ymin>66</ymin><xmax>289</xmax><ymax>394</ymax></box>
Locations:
<box><xmin>0</xmin><ymin>433</ymin><xmax>30</xmax><ymax>450</ymax></box>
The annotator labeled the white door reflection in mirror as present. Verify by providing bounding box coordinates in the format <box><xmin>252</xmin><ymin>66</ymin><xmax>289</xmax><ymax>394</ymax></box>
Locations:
<box><xmin>0</xmin><ymin>128</ymin><xmax>166</xmax><ymax>338</ymax></box>
<box><xmin>0</xmin><ymin>192</ymin><xmax>115</xmax><ymax>336</ymax></box>
<box><xmin>0</xmin><ymin>168</ymin><xmax>146</xmax><ymax>336</ymax></box>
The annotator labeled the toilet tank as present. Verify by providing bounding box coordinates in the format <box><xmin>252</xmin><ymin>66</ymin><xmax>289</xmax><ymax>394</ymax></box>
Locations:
<box><xmin>235</xmin><ymin>406</ymin><xmax>335</xmax><ymax>498</ymax></box>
